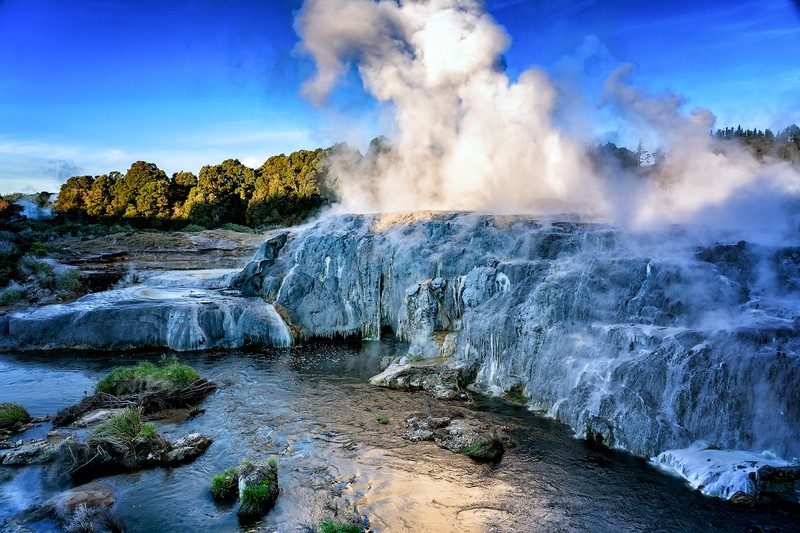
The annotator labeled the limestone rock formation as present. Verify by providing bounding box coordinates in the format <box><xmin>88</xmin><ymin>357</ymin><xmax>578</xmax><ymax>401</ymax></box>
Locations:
<box><xmin>233</xmin><ymin>213</ymin><xmax>800</xmax><ymax>475</ymax></box>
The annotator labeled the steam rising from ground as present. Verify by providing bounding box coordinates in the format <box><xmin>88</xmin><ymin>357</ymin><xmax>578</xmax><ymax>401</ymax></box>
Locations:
<box><xmin>295</xmin><ymin>0</ymin><xmax>800</xmax><ymax>238</ymax></box>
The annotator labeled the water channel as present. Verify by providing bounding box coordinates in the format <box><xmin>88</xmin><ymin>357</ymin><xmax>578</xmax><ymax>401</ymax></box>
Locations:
<box><xmin>1</xmin><ymin>340</ymin><xmax>798</xmax><ymax>532</ymax></box>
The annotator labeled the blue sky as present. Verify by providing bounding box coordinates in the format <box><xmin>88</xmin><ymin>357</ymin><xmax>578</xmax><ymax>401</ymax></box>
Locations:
<box><xmin>0</xmin><ymin>0</ymin><xmax>798</xmax><ymax>194</ymax></box>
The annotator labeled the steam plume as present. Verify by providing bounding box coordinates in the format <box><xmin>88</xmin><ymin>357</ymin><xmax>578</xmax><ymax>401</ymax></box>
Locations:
<box><xmin>295</xmin><ymin>0</ymin><xmax>800</xmax><ymax>237</ymax></box>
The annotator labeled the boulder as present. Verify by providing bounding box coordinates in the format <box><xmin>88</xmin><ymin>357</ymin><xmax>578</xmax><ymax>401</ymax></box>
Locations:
<box><xmin>164</xmin><ymin>433</ymin><xmax>213</xmax><ymax>464</ymax></box>
<box><xmin>237</xmin><ymin>460</ymin><xmax>279</xmax><ymax>522</ymax></box>
<box><xmin>404</xmin><ymin>410</ymin><xmax>508</xmax><ymax>463</ymax></box>
<box><xmin>44</xmin><ymin>481</ymin><xmax>122</xmax><ymax>533</ymax></box>
<box><xmin>369</xmin><ymin>362</ymin><xmax>470</xmax><ymax>400</ymax></box>
<box><xmin>750</xmin><ymin>464</ymin><xmax>800</xmax><ymax>503</ymax></box>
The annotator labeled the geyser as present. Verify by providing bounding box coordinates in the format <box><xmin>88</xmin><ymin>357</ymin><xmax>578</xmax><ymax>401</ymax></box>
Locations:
<box><xmin>295</xmin><ymin>0</ymin><xmax>800</xmax><ymax>237</ymax></box>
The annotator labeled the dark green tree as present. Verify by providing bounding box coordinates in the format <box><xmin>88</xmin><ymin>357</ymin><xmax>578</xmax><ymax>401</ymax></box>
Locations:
<box><xmin>185</xmin><ymin>159</ymin><xmax>254</xmax><ymax>227</ymax></box>
<box><xmin>54</xmin><ymin>175</ymin><xmax>95</xmax><ymax>216</ymax></box>
<box><xmin>109</xmin><ymin>162</ymin><xmax>170</xmax><ymax>219</ymax></box>
<box><xmin>246</xmin><ymin>149</ymin><xmax>329</xmax><ymax>227</ymax></box>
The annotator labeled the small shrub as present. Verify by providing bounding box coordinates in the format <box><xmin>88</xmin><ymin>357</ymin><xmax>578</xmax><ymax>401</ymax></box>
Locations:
<box><xmin>182</xmin><ymin>224</ymin><xmax>206</xmax><ymax>233</ymax></box>
<box><xmin>28</xmin><ymin>241</ymin><xmax>48</xmax><ymax>257</ymax></box>
<box><xmin>95</xmin><ymin>355</ymin><xmax>200</xmax><ymax>395</ymax></box>
<box><xmin>18</xmin><ymin>255</ymin><xmax>54</xmax><ymax>286</ymax></box>
<box><xmin>318</xmin><ymin>520</ymin><xmax>362</xmax><ymax>533</ymax></box>
<box><xmin>409</xmin><ymin>354</ymin><xmax>423</xmax><ymax>362</ymax></box>
<box><xmin>375</xmin><ymin>413</ymin><xmax>389</xmax><ymax>425</ymax></box>
<box><xmin>54</xmin><ymin>269</ymin><xmax>82</xmax><ymax>293</ymax></box>
<box><xmin>0</xmin><ymin>288</ymin><xmax>22</xmax><ymax>306</ymax></box>
<box><xmin>210</xmin><ymin>467</ymin><xmax>239</xmax><ymax>502</ymax></box>
<box><xmin>0</xmin><ymin>403</ymin><xmax>31</xmax><ymax>430</ymax></box>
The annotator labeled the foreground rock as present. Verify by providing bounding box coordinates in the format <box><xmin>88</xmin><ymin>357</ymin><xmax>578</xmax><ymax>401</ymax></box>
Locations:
<box><xmin>41</xmin><ymin>481</ymin><xmax>122</xmax><ymax>533</ymax></box>
<box><xmin>1</xmin><ymin>432</ymin><xmax>211</xmax><ymax>478</ymax></box>
<box><xmin>210</xmin><ymin>459</ymin><xmax>280</xmax><ymax>522</ymax></box>
<box><xmin>404</xmin><ymin>409</ymin><xmax>509</xmax><ymax>463</ymax></box>
<box><xmin>237</xmin><ymin>460</ymin><xmax>280</xmax><ymax>522</ymax></box>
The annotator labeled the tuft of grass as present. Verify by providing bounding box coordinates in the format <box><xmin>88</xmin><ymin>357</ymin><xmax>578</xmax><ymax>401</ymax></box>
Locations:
<box><xmin>375</xmin><ymin>413</ymin><xmax>389</xmax><ymax>425</ymax></box>
<box><xmin>318</xmin><ymin>520</ymin><xmax>363</xmax><ymax>533</ymax></box>
<box><xmin>86</xmin><ymin>408</ymin><xmax>153</xmax><ymax>456</ymax></box>
<box><xmin>210</xmin><ymin>466</ymin><xmax>240</xmax><ymax>502</ymax></box>
<box><xmin>240</xmin><ymin>481</ymin><xmax>274</xmax><ymax>510</ymax></box>
<box><xmin>95</xmin><ymin>355</ymin><xmax>200</xmax><ymax>396</ymax></box>
<box><xmin>0</xmin><ymin>403</ymin><xmax>31</xmax><ymax>430</ymax></box>
<box><xmin>461</xmin><ymin>441</ymin><xmax>484</xmax><ymax>457</ymax></box>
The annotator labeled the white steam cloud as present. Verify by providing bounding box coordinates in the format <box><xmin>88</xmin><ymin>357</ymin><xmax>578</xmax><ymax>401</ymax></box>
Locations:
<box><xmin>295</xmin><ymin>0</ymin><xmax>800</xmax><ymax>237</ymax></box>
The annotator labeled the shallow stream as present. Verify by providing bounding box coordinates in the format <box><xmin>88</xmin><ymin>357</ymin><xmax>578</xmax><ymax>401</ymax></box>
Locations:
<box><xmin>1</xmin><ymin>341</ymin><xmax>798</xmax><ymax>532</ymax></box>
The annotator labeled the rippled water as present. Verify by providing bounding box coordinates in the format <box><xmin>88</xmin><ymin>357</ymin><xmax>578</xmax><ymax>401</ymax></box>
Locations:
<box><xmin>1</xmin><ymin>342</ymin><xmax>798</xmax><ymax>532</ymax></box>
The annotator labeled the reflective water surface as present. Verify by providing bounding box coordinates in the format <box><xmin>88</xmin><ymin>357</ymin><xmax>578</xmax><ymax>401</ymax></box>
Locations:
<box><xmin>1</xmin><ymin>341</ymin><xmax>798</xmax><ymax>532</ymax></box>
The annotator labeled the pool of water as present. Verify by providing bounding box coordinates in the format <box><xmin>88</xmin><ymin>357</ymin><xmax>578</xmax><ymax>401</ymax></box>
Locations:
<box><xmin>1</xmin><ymin>341</ymin><xmax>798</xmax><ymax>532</ymax></box>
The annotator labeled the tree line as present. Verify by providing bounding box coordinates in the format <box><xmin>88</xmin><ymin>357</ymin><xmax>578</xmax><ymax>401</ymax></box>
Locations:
<box><xmin>713</xmin><ymin>124</ymin><xmax>800</xmax><ymax>163</ymax></box>
<box><xmin>53</xmin><ymin>147</ymin><xmax>334</xmax><ymax>229</ymax></box>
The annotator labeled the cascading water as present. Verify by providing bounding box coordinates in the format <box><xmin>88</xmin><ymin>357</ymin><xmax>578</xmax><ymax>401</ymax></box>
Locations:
<box><xmin>2</xmin><ymin>212</ymin><xmax>798</xmax><ymax>500</ymax></box>
<box><xmin>232</xmin><ymin>212</ymin><xmax>800</xmax><ymax>498</ymax></box>
<box><xmin>0</xmin><ymin>268</ymin><xmax>292</xmax><ymax>351</ymax></box>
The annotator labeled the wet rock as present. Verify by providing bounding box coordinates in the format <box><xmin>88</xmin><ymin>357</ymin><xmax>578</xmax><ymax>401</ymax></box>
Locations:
<box><xmin>369</xmin><ymin>362</ymin><xmax>469</xmax><ymax>400</ymax></box>
<box><xmin>237</xmin><ymin>460</ymin><xmax>279</xmax><ymax>522</ymax></box>
<box><xmin>750</xmin><ymin>464</ymin><xmax>800</xmax><ymax>504</ymax></box>
<box><xmin>43</xmin><ymin>481</ymin><xmax>122</xmax><ymax>533</ymax></box>
<box><xmin>404</xmin><ymin>410</ymin><xmax>507</xmax><ymax>463</ymax></box>
<box><xmin>729</xmin><ymin>491</ymin><xmax>758</xmax><ymax>507</ymax></box>
<box><xmin>74</xmin><ymin>409</ymin><xmax>126</xmax><ymax>428</ymax></box>
<box><xmin>164</xmin><ymin>433</ymin><xmax>213</xmax><ymax>464</ymax></box>
<box><xmin>0</xmin><ymin>439</ymin><xmax>59</xmax><ymax>466</ymax></box>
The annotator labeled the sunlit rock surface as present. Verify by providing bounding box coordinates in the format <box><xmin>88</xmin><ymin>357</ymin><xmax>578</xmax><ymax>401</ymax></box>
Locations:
<box><xmin>233</xmin><ymin>212</ymin><xmax>800</xmax><ymax>496</ymax></box>
<box><xmin>0</xmin><ymin>269</ymin><xmax>292</xmax><ymax>351</ymax></box>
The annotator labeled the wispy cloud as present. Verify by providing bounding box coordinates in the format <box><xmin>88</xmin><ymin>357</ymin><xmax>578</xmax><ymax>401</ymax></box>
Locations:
<box><xmin>0</xmin><ymin>121</ymin><xmax>319</xmax><ymax>194</ymax></box>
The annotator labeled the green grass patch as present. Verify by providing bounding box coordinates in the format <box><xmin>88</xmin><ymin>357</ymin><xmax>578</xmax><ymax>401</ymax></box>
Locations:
<box><xmin>95</xmin><ymin>355</ymin><xmax>200</xmax><ymax>396</ymax></box>
<box><xmin>182</xmin><ymin>224</ymin><xmax>206</xmax><ymax>233</ymax></box>
<box><xmin>318</xmin><ymin>520</ymin><xmax>363</xmax><ymax>533</ymax></box>
<box><xmin>220</xmin><ymin>222</ymin><xmax>254</xmax><ymax>233</ymax></box>
<box><xmin>0</xmin><ymin>403</ymin><xmax>31</xmax><ymax>430</ymax></box>
<box><xmin>240</xmin><ymin>481</ymin><xmax>273</xmax><ymax>510</ymax></box>
<box><xmin>210</xmin><ymin>466</ymin><xmax>240</xmax><ymax>502</ymax></box>
<box><xmin>375</xmin><ymin>413</ymin><xmax>389</xmax><ymax>425</ymax></box>
<box><xmin>86</xmin><ymin>408</ymin><xmax>153</xmax><ymax>456</ymax></box>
